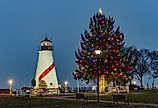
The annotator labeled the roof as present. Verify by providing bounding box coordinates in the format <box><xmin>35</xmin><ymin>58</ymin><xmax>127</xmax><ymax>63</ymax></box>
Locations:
<box><xmin>21</xmin><ymin>87</ymin><xmax>32</xmax><ymax>90</ymax></box>
<box><xmin>41</xmin><ymin>37</ymin><xmax>52</xmax><ymax>43</ymax></box>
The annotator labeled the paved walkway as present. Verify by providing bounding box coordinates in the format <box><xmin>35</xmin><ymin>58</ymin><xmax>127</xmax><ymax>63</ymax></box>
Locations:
<box><xmin>45</xmin><ymin>96</ymin><xmax>158</xmax><ymax>107</ymax></box>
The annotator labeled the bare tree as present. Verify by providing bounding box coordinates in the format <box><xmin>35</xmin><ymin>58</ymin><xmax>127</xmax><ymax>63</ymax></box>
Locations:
<box><xmin>149</xmin><ymin>50</ymin><xmax>158</xmax><ymax>89</ymax></box>
<box><xmin>134</xmin><ymin>49</ymin><xmax>151</xmax><ymax>88</ymax></box>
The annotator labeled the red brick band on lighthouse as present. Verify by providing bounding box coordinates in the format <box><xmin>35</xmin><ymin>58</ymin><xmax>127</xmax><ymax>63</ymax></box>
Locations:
<box><xmin>38</xmin><ymin>63</ymin><xmax>55</xmax><ymax>81</ymax></box>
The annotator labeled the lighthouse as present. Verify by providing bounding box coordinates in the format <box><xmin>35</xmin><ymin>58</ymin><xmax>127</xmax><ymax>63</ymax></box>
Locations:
<box><xmin>34</xmin><ymin>37</ymin><xmax>59</xmax><ymax>92</ymax></box>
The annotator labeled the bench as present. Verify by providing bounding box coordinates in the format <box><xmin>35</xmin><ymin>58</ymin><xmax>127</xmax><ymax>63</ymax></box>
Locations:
<box><xmin>76</xmin><ymin>93</ymin><xmax>88</xmax><ymax>102</ymax></box>
<box><xmin>112</xmin><ymin>94</ymin><xmax>129</xmax><ymax>105</ymax></box>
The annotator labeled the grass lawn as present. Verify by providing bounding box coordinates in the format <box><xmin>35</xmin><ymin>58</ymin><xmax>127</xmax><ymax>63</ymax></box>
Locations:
<box><xmin>77</xmin><ymin>90</ymin><xmax>158</xmax><ymax>104</ymax></box>
<box><xmin>0</xmin><ymin>96</ymin><xmax>157</xmax><ymax>108</ymax></box>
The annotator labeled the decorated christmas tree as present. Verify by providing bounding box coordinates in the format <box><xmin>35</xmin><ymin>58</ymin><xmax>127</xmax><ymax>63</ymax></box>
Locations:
<box><xmin>73</xmin><ymin>9</ymin><xmax>134</xmax><ymax>86</ymax></box>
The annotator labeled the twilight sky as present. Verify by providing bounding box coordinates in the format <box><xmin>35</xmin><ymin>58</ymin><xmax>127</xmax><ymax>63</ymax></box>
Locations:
<box><xmin>0</xmin><ymin>0</ymin><xmax>158</xmax><ymax>89</ymax></box>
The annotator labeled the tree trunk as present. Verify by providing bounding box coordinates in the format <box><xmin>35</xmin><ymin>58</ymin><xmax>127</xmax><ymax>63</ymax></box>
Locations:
<box><xmin>152</xmin><ymin>79</ymin><xmax>155</xmax><ymax>90</ymax></box>
<box><xmin>113</xmin><ymin>81</ymin><xmax>116</xmax><ymax>87</ymax></box>
<box><xmin>147</xmin><ymin>83</ymin><xmax>149</xmax><ymax>90</ymax></box>
<box><xmin>140</xmin><ymin>76</ymin><xmax>143</xmax><ymax>88</ymax></box>
<box><xmin>129</xmin><ymin>80</ymin><xmax>132</xmax><ymax>86</ymax></box>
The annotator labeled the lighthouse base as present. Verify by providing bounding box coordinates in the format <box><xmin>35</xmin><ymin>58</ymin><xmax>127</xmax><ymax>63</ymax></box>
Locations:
<box><xmin>33</xmin><ymin>88</ymin><xmax>60</xmax><ymax>96</ymax></box>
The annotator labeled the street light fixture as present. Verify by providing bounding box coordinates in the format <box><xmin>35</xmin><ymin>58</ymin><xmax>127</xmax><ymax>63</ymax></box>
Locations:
<box><xmin>64</xmin><ymin>81</ymin><xmax>68</xmax><ymax>86</ymax></box>
<box><xmin>133</xmin><ymin>81</ymin><xmax>136</xmax><ymax>85</ymax></box>
<box><xmin>8</xmin><ymin>79</ymin><xmax>13</xmax><ymax>95</ymax></box>
<box><xmin>95</xmin><ymin>50</ymin><xmax>102</xmax><ymax>55</ymax></box>
<box><xmin>95</xmin><ymin>49</ymin><xmax>101</xmax><ymax>103</ymax></box>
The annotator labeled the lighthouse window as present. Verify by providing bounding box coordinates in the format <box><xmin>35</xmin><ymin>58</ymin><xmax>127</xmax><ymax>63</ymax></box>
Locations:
<box><xmin>46</xmin><ymin>42</ymin><xmax>51</xmax><ymax>46</ymax></box>
<box><xmin>47</xmin><ymin>43</ymin><xmax>50</xmax><ymax>46</ymax></box>
<box><xmin>41</xmin><ymin>41</ymin><xmax>52</xmax><ymax>46</ymax></box>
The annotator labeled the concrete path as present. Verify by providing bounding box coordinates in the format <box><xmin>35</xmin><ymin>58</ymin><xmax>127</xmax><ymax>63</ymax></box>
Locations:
<box><xmin>45</xmin><ymin>96</ymin><xmax>158</xmax><ymax>107</ymax></box>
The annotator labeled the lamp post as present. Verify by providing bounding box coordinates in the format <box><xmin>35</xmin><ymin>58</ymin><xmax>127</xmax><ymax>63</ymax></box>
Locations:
<box><xmin>77</xmin><ymin>79</ymin><xmax>80</xmax><ymax>93</ymax></box>
<box><xmin>8</xmin><ymin>80</ymin><xmax>13</xmax><ymax>95</ymax></box>
<box><xmin>95</xmin><ymin>49</ymin><xmax>101</xmax><ymax>103</ymax></box>
<box><xmin>64</xmin><ymin>81</ymin><xmax>68</xmax><ymax>93</ymax></box>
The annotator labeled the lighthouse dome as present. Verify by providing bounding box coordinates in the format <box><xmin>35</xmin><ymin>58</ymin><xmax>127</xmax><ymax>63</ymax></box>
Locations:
<box><xmin>40</xmin><ymin>37</ymin><xmax>52</xmax><ymax>51</ymax></box>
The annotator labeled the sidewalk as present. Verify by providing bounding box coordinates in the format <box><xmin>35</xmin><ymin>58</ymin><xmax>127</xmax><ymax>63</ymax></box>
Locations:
<box><xmin>46</xmin><ymin>96</ymin><xmax>158</xmax><ymax>107</ymax></box>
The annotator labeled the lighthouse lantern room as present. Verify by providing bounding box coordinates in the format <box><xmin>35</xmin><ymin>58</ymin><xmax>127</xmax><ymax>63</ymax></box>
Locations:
<box><xmin>40</xmin><ymin>37</ymin><xmax>52</xmax><ymax>50</ymax></box>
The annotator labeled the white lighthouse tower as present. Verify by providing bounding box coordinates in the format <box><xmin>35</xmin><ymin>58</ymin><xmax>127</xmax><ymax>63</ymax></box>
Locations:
<box><xmin>34</xmin><ymin>37</ymin><xmax>59</xmax><ymax>92</ymax></box>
